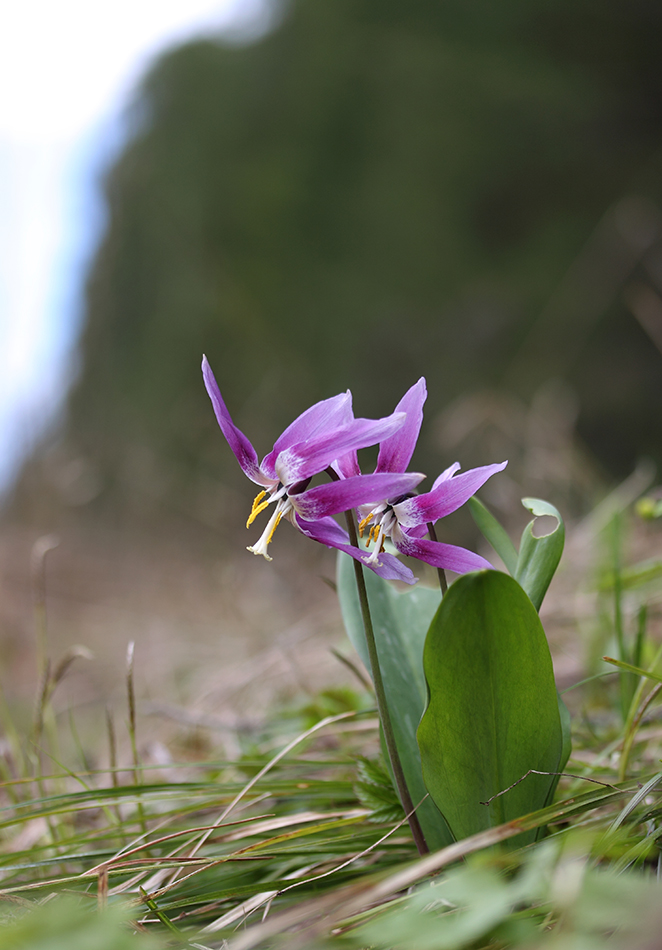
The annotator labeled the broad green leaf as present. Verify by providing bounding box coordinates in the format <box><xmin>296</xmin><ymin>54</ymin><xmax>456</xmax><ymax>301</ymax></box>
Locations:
<box><xmin>418</xmin><ymin>570</ymin><xmax>564</xmax><ymax>844</ymax></box>
<box><xmin>515</xmin><ymin>498</ymin><xmax>565</xmax><ymax>611</ymax></box>
<box><xmin>468</xmin><ymin>496</ymin><xmax>519</xmax><ymax>575</ymax></box>
<box><xmin>558</xmin><ymin>692</ymin><xmax>572</xmax><ymax>769</ymax></box>
<box><xmin>336</xmin><ymin>552</ymin><xmax>453</xmax><ymax>850</ymax></box>
<box><xmin>554</xmin><ymin>691</ymin><xmax>572</xmax><ymax>802</ymax></box>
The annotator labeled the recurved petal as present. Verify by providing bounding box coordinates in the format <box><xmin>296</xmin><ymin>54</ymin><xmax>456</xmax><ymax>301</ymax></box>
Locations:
<box><xmin>431</xmin><ymin>461</ymin><xmax>461</xmax><ymax>489</ymax></box>
<box><xmin>261</xmin><ymin>390</ymin><xmax>353</xmax><ymax>478</ymax></box>
<box><xmin>392</xmin><ymin>529</ymin><xmax>493</xmax><ymax>574</ymax></box>
<box><xmin>290</xmin><ymin>471</ymin><xmax>426</xmax><ymax>521</ymax></box>
<box><xmin>296</xmin><ymin>516</ymin><xmax>417</xmax><ymax>584</ymax></box>
<box><xmin>274</xmin><ymin>411</ymin><xmax>407</xmax><ymax>486</ymax></box>
<box><xmin>401</xmin><ymin>522</ymin><xmax>428</xmax><ymax>538</ymax></box>
<box><xmin>394</xmin><ymin>461</ymin><xmax>507</xmax><ymax>527</ymax></box>
<box><xmin>376</xmin><ymin>377</ymin><xmax>427</xmax><ymax>474</ymax></box>
<box><xmin>202</xmin><ymin>356</ymin><xmax>268</xmax><ymax>486</ymax></box>
<box><xmin>332</xmin><ymin>450</ymin><xmax>361</xmax><ymax>479</ymax></box>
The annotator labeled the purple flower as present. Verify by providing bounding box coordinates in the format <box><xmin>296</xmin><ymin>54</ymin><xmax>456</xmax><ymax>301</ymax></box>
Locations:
<box><xmin>329</xmin><ymin>377</ymin><xmax>507</xmax><ymax>579</ymax></box>
<box><xmin>357</xmin><ymin>459</ymin><xmax>508</xmax><ymax>575</ymax></box>
<box><xmin>202</xmin><ymin>356</ymin><xmax>422</xmax><ymax>560</ymax></box>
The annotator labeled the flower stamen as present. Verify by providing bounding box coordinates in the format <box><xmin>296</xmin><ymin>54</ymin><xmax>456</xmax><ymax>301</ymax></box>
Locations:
<box><xmin>365</xmin><ymin>523</ymin><xmax>380</xmax><ymax>547</ymax></box>
<box><xmin>247</xmin><ymin>498</ymin><xmax>293</xmax><ymax>560</ymax></box>
<box><xmin>247</xmin><ymin>490</ymin><xmax>270</xmax><ymax>528</ymax></box>
<box><xmin>365</xmin><ymin>524</ymin><xmax>386</xmax><ymax>566</ymax></box>
<box><xmin>358</xmin><ymin>513</ymin><xmax>373</xmax><ymax>538</ymax></box>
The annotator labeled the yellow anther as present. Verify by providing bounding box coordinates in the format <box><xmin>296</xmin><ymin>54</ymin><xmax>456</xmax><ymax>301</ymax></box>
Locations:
<box><xmin>365</xmin><ymin>523</ymin><xmax>382</xmax><ymax>548</ymax></box>
<box><xmin>358</xmin><ymin>513</ymin><xmax>374</xmax><ymax>538</ymax></box>
<box><xmin>264</xmin><ymin>510</ymin><xmax>283</xmax><ymax>547</ymax></box>
<box><xmin>247</xmin><ymin>504</ymin><xmax>286</xmax><ymax>560</ymax></box>
<box><xmin>246</xmin><ymin>490</ymin><xmax>270</xmax><ymax>528</ymax></box>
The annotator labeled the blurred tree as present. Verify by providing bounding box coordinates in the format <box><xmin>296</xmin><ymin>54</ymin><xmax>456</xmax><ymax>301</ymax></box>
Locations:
<box><xmin>20</xmin><ymin>0</ymin><xmax>662</xmax><ymax>523</ymax></box>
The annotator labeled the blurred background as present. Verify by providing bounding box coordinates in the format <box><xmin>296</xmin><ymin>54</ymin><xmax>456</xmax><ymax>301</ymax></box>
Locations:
<box><xmin>1</xmin><ymin>0</ymin><xmax>662</xmax><ymax>740</ymax></box>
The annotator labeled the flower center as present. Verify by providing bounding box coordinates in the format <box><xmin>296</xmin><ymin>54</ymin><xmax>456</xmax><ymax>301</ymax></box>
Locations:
<box><xmin>357</xmin><ymin>492</ymin><xmax>416</xmax><ymax>566</ymax></box>
<box><xmin>358</xmin><ymin>504</ymin><xmax>398</xmax><ymax>566</ymax></box>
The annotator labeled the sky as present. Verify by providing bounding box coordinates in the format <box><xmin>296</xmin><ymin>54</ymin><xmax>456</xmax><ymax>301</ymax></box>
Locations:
<box><xmin>0</xmin><ymin>0</ymin><xmax>271</xmax><ymax>493</ymax></box>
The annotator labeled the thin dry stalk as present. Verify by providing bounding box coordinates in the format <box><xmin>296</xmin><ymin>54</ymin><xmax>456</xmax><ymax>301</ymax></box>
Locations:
<box><xmin>126</xmin><ymin>641</ymin><xmax>147</xmax><ymax>837</ymax></box>
<box><xmin>30</xmin><ymin>534</ymin><xmax>59</xmax><ymax>680</ymax></box>
<box><xmin>97</xmin><ymin>866</ymin><xmax>108</xmax><ymax>910</ymax></box>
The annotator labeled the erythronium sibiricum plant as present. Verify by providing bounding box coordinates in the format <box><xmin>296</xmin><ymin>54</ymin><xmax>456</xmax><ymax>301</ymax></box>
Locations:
<box><xmin>203</xmin><ymin>357</ymin><xmax>567</xmax><ymax>859</ymax></box>
<box><xmin>356</xmin><ymin>459</ymin><xmax>508</xmax><ymax>575</ymax></box>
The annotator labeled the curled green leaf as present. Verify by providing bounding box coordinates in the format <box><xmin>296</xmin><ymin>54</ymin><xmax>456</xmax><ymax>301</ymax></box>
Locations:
<box><xmin>515</xmin><ymin>498</ymin><xmax>564</xmax><ymax>611</ymax></box>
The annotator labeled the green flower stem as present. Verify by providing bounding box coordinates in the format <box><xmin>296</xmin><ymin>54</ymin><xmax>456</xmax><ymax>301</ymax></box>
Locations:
<box><xmin>342</xmin><ymin>507</ymin><xmax>429</xmax><ymax>855</ymax></box>
<box><xmin>427</xmin><ymin>522</ymin><xmax>448</xmax><ymax>595</ymax></box>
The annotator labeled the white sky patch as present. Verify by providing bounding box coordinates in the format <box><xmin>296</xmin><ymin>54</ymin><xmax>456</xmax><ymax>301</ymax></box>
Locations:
<box><xmin>0</xmin><ymin>0</ymin><xmax>270</xmax><ymax>493</ymax></box>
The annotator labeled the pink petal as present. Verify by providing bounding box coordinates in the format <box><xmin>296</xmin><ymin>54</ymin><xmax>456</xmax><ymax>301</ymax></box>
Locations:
<box><xmin>274</xmin><ymin>411</ymin><xmax>407</xmax><ymax>486</ymax></box>
<box><xmin>202</xmin><ymin>356</ymin><xmax>269</xmax><ymax>487</ymax></box>
<box><xmin>393</xmin><ymin>531</ymin><xmax>492</xmax><ymax>574</ymax></box>
<box><xmin>290</xmin><ymin>471</ymin><xmax>425</xmax><ymax>521</ymax></box>
<box><xmin>333</xmin><ymin>450</ymin><xmax>361</xmax><ymax>479</ymax></box>
<box><xmin>296</xmin><ymin>516</ymin><xmax>417</xmax><ymax>584</ymax></box>
<box><xmin>261</xmin><ymin>390</ymin><xmax>353</xmax><ymax>479</ymax></box>
<box><xmin>431</xmin><ymin>461</ymin><xmax>461</xmax><ymax>489</ymax></box>
<box><xmin>395</xmin><ymin>461</ymin><xmax>507</xmax><ymax>526</ymax></box>
<box><xmin>376</xmin><ymin>377</ymin><xmax>427</xmax><ymax>474</ymax></box>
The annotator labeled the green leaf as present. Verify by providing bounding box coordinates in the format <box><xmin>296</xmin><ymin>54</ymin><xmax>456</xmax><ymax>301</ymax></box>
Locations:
<box><xmin>418</xmin><ymin>570</ymin><xmax>565</xmax><ymax>844</ymax></box>
<box><xmin>602</xmin><ymin>655</ymin><xmax>662</xmax><ymax>686</ymax></box>
<box><xmin>468</xmin><ymin>496</ymin><xmax>519</xmax><ymax>575</ymax></box>
<box><xmin>515</xmin><ymin>498</ymin><xmax>565</xmax><ymax>611</ymax></box>
<box><xmin>355</xmin><ymin>756</ymin><xmax>393</xmax><ymax>789</ymax></box>
<box><xmin>355</xmin><ymin>758</ymin><xmax>404</xmax><ymax>823</ymax></box>
<box><xmin>336</xmin><ymin>552</ymin><xmax>454</xmax><ymax>850</ymax></box>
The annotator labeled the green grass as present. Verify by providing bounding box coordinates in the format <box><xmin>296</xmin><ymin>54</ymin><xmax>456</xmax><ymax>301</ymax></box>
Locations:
<box><xmin>1</xmin><ymin>503</ymin><xmax>662</xmax><ymax>948</ymax></box>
